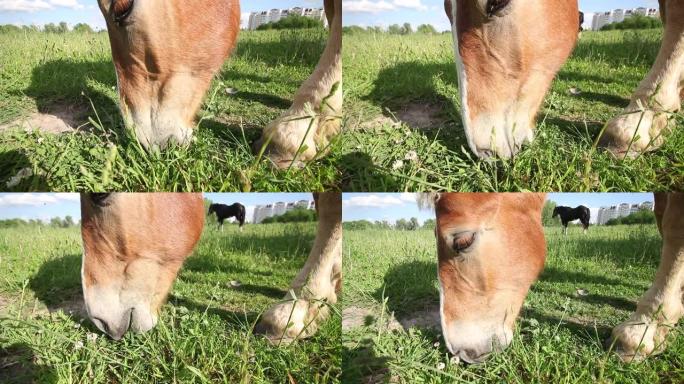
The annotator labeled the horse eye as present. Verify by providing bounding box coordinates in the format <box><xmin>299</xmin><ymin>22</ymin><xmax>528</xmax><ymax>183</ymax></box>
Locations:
<box><xmin>453</xmin><ymin>231</ymin><xmax>476</xmax><ymax>253</ymax></box>
<box><xmin>486</xmin><ymin>0</ymin><xmax>511</xmax><ymax>17</ymax></box>
<box><xmin>112</xmin><ymin>0</ymin><xmax>134</xmax><ymax>23</ymax></box>
<box><xmin>89</xmin><ymin>193</ymin><xmax>112</xmax><ymax>207</ymax></box>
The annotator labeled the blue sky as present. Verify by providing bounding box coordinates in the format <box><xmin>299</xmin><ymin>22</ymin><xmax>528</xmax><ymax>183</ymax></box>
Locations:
<box><xmin>0</xmin><ymin>1</ymin><xmax>659</xmax><ymax>30</ymax></box>
<box><xmin>343</xmin><ymin>193</ymin><xmax>654</xmax><ymax>225</ymax></box>
<box><xmin>0</xmin><ymin>1</ymin><xmax>322</xmax><ymax>30</ymax></box>
<box><xmin>344</xmin><ymin>0</ymin><xmax>659</xmax><ymax>31</ymax></box>
<box><xmin>0</xmin><ymin>193</ymin><xmax>312</xmax><ymax>223</ymax></box>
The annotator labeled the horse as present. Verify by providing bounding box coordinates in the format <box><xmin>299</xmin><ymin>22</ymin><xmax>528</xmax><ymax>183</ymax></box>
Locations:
<box><xmin>552</xmin><ymin>205</ymin><xmax>590</xmax><ymax>234</ymax></box>
<box><xmin>97</xmin><ymin>0</ymin><xmax>341</xmax><ymax>169</ymax></box>
<box><xmin>420</xmin><ymin>193</ymin><xmax>683</xmax><ymax>363</ymax></box>
<box><xmin>80</xmin><ymin>193</ymin><xmax>341</xmax><ymax>343</ymax></box>
<box><xmin>443</xmin><ymin>0</ymin><xmax>683</xmax><ymax>159</ymax></box>
<box><xmin>208</xmin><ymin>202</ymin><xmax>246</xmax><ymax>231</ymax></box>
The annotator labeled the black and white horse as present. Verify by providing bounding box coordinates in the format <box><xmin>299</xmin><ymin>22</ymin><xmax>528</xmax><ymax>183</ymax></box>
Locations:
<box><xmin>208</xmin><ymin>203</ymin><xmax>246</xmax><ymax>231</ymax></box>
<box><xmin>552</xmin><ymin>205</ymin><xmax>590</xmax><ymax>235</ymax></box>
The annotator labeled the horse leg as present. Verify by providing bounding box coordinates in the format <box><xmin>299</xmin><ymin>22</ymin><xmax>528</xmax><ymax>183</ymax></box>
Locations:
<box><xmin>254</xmin><ymin>0</ymin><xmax>342</xmax><ymax>168</ymax></box>
<box><xmin>255</xmin><ymin>192</ymin><xmax>341</xmax><ymax>344</ymax></box>
<box><xmin>610</xmin><ymin>193</ymin><xmax>684</xmax><ymax>362</ymax></box>
<box><xmin>599</xmin><ymin>0</ymin><xmax>684</xmax><ymax>157</ymax></box>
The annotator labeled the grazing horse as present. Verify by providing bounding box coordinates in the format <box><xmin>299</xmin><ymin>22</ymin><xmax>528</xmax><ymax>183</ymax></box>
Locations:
<box><xmin>208</xmin><ymin>202</ymin><xmax>246</xmax><ymax>231</ymax></box>
<box><xmin>97</xmin><ymin>0</ymin><xmax>341</xmax><ymax>168</ymax></box>
<box><xmin>444</xmin><ymin>0</ymin><xmax>683</xmax><ymax>158</ymax></box>
<box><xmin>552</xmin><ymin>205</ymin><xmax>590</xmax><ymax>234</ymax></box>
<box><xmin>420</xmin><ymin>193</ymin><xmax>683</xmax><ymax>363</ymax></box>
<box><xmin>80</xmin><ymin>193</ymin><xmax>341</xmax><ymax>343</ymax></box>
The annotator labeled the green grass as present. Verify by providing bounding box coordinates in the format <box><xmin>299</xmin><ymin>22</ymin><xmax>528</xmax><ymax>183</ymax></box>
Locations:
<box><xmin>341</xmin><ymin>29</ymin><xmax>684</xmax><ymax>191</ymax></box>
<box><xmin>0</xmin><ymin>29</ymin><xmax>341</xmax><ymax>191</ymax></box>
<box><xmin>342</xmin><ymin>225</ymin><xmax>684</xmax><ymax>383</ymax></box>
<box><xmin>0</xmin><ymin>223</ymin><xmax>340</xmax><ymax>383</ymax></box>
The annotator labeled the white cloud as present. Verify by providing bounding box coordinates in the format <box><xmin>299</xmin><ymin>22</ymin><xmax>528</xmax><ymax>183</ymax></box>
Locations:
<box><xmin>344</xmin><ymin>193</ymin><xmax>416</xmax><ymax>208</ymax></box>
<box><xmin>393</xmin><ymin>0</ymin><xmax>427</xmax><ymax>11</ymax></box>
<box><xmin>0</xmin><ymin>0</ymin><xmax>84</xmax><ymax>12</ymax></box>
<box><xmin>0</xmin><ymin>193</ymin><xmax>79</xmax><ymax>207</ymax></box>
<box><xmin>345</xmin><ymin>0</ymin><xmax>395</xmax><ymax>13</ymax></box>
<box><xmin>344</xmin><ymin>0</ymin><xmax>427</xmax><ymax>13</ymax></box>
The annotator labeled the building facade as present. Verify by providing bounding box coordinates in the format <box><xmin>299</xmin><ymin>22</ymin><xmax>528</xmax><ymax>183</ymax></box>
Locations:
<box><xmin>589</xmin><ymin>7</ymin><xmax>659</xmax><ymax>30</ymax></box>
<box><xmin>246</xmin><ymin>7</ymin><xmax>326</xmax><ymax>30</ymax></box>
<box><xmin>596</xmin><ymin>201</ymin><xmax>654</xmax><ymax>225</ymax></box>
<box><xmin>252</xmin><ymin>199</ymin><xmax>316</xmax><ymax>223</ymax></box>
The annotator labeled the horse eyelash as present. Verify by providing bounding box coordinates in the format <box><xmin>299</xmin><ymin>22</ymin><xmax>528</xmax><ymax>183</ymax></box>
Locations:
<box><xmin>486</xmin><ymin>0</ymin><xmax>510</xmax><ymax>17</ymax></box>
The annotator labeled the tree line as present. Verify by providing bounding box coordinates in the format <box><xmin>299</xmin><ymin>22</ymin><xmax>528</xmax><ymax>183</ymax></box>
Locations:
<box><xmin>344</xmin><ymin>218</ymin><xmax>435</xmax><ymax>231</ymax></box>
<box><xmin>0</xmin><ymin>217</ymin><xmax>77</xmax><ymax>228</ymax></box>
<box><xmin>256</xmin><ymin>15</ymin><xmax>324</xmax><ymax>31</ymax></box>
<box><xmin>0</xmin><ymin>23</ymin><xmax>95</xmax><ymax>34</ymax></box>
<box><xmin>600</xmin><ymin>15</ymin><xmax>662</xmax><ymax>31</ymax></box>
<box><xmin>343</xmin><ymin>23</ymin><xmax>443</xmax><ymax>35</ymax></box>
<box><xmin>261</xmin><ymin>208</ymin><xmax>317</xmax><ymax>224</ymax></box>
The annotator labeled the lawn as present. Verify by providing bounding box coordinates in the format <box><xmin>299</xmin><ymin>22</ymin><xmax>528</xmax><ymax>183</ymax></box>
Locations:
<box><xmin>0</xmin><ymin>222</ymin><xmax>340</xmax><ymax>383</ymax></box>
<box><xmin>341</xmin><ymin>29</ymin><xmax>684</xmax><ymax>191</ymax></box>
<box><xmin>0</xmin><ymin>29</ymin><xmax>341</xmax><ymax>191</ymax></box>
<box><xmin>342</xmin><ymin>225</ymin><xmax>684</xmax><ymax>383</ymax></box>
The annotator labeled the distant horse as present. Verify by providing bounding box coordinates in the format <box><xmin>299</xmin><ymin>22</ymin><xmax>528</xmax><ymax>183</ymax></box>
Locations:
<box><xmin>552</xmin><ymin>205</ymin><xmax>590</xmax><ymax>234</ymax></box>
<box><xmin>208</xmin><ymin>203</ymin><xmax>246</xmax><ymax>230</ymax></box>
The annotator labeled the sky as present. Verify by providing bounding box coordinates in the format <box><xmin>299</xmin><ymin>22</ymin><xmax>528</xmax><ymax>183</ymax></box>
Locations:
<box><xmin>0</xmin><ymin>0</ymin><xmax>322</xmax><ymax>30</ymax></box>
<box><xmin>0</xmin><ymin>0</ymin><xmax>659</xmax><ymax>30</ymax></box>
<box><xmin>343</xmin><ymin>0</ymin><xmax>659</xmax><ymax>31</ymax></box>
<box><xmin>343</xmin><ymin>193</ymin><xmax>654</xmax><ymax>225</ymax></box>
<box><xmin>0</xmin><ymin>193</ymin><xmax>312</xmax><ymax>224</ymax></box>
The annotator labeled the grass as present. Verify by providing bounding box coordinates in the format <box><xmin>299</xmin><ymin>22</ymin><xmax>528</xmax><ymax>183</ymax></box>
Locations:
<box><xmin>341</xmin><ymin>29</ymin><xmax>684</xmax><ymax>191</ymax></box>
<box><xmin>342</xmin><ymin>225</ymin><xmax>684</xmax><ymax>383</ymax></box>
<box><xmin>0</xmin><ymin>29</ymin><xmax>341</xmax><ymax>191</ymax></box>
<box><xmin>0</xmin><ymin>222</ymin><xmax>340</xmax><ymax>383</ymax></box>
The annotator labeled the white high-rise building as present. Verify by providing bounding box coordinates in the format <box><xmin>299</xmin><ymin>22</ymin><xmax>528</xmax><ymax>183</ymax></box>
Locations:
<box><xmin>246</xmin><ymin>7</ymin><xmax>326</xmax><ymax>30</ymax></box>
<box><xmin>589</xmin><ymin>6</ymin><xmax>660</xmax><ymax>31</ymax></box>
<box><xmin>252</xmin><ymin>200</ymin><xmax>315</xmax><ymax>223</ymax></box>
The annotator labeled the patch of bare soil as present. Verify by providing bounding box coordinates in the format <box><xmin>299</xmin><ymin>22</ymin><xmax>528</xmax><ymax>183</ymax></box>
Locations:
<box><xmin>394</xmin><ymin>102</ymin><xmax>446</xmax><ymax>130</ymax></box>
<box><xmin>0</xmin><ymin>103</ymin><xmax>90</xmax><ymax>134</ymax></box>
<box><xmin>343</xmin><ymin>305</ymin><xmax>440</xmax><ymax>331</ymax></box>
<box><xmin>0</xmin><ymin>293</ymin><xmax>85</xmax><ymax>320</ymax></box>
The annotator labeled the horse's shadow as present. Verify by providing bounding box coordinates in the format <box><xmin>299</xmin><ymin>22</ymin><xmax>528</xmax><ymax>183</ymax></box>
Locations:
<box><xmin>373</xmin><ymin>260</ymin><xmax>439</xmax><ymax>318</ymax></box>
<box><xmin>0</xmin><ymin>343</ymin><xmax>57</xmax><ymax>383</ymax></box>
<box><xmin>21</xmin><ymin>59</ymin><xmax>122</xmax><ymax>133</ymax></box>
<box><xmin>28</xmin><ymin>253</ymin><xmax>84</xmax><ymax>315</ymax></box>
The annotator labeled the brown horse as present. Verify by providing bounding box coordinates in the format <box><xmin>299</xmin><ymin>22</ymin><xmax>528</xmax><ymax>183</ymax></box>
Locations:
<box><xmin>97</xmin><ymin>0</ymin><xmax>341</xmax><ymax>168</ymax></box>
<box><xmin>80</xmin><ymin>193</ymin><xmax>341</xmax><ymax>343</ymax></box>
<box><xmin>444</xmin><ymin>0</ymin><xmax>683</xmax><ymax>158</ymax></box>
<box><xmin>421</xmin><ymin>193</ymin><xmax>683</xmax><ymax>363</ymax></box>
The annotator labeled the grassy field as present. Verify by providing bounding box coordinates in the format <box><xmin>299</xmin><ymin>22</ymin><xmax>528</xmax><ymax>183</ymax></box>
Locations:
<box><xmin>0</xmin><ymin>223</ymin><xmax>340</xmax><ymax>383</ymax></box>
<box><xmin>342</xmin><ymin>225</ymin><xmax>684</xmax><ymax>383</ymax></box>
<box><xmin>0</xmin><ymin>29</ymin><xmax>341</xmax><ymax>191</ymax></box>
<box><xmin>341</xmin><ymin>29</ymin><xmax>684</xmax><ymax>191</ymax></box>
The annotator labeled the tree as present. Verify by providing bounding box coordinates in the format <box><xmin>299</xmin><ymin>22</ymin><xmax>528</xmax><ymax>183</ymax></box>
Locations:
<box><xmin>541</xmin><ymin>200</ymin><xmax>558</xmax><ymax>227</ymax></box>
<box><xmin>257</xmin><ymin>15</ymin><xmax>324</xmax><ymax>31</ymax></box>
<box><xmin>73</xmin><ymin>23</ymin><xmax>93</xmax><ymax>33</ymax></box>
<box><xmin>408</xmin><ymin>217</ymin><xmax>419</xmax><ymax>231</ymax></box>
<box><xmin>63</xmin><ymin>216</ymin><xmax>75</xmax><ymax>227</ymax></box>
<box><xmin>605</xmin><ymin>210</ymin><xmax>656</xmax><ymax>226</ymax></box>
<box><xmin>401</xmin><ymin>22</ymin><xmax>413</xmax><ymax>35</ymax></box>
<box><xmin>422</xmin><ymin>218</ymin><xmax>436</xmax><ymax>229</ymax></box>
<box><xmin>601</xmin><ymin>15</ymin><xmax>662</xmax><ymax>31</ymax></box>
<box><xmin>417</xmin><ymin>24</ymin><xmax>437</xmax><ymax>34</ymax></box>
<box><xmin>395</xmin><ymin>218</ymin><xmax>408</xmax><ymax>230</ymax></box>
<box><xmin>261</xmin><ymin>208</ymin><xmax>316</xmax><ymax>224</ymax></box>
<box><xmin>388</xmin><ymin>24</ymin><xmax>402</xmax><ymax>35</ymax></box>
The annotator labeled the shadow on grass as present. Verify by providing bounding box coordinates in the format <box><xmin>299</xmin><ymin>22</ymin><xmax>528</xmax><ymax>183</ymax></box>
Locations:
<box><xmin>29</xmin><ymin>254</ymin><xmax>82</xmax><ymax>309</ymax></box>
<box><xmin>0</xmin><ymin>149</ymin><xmax>43</xmax><ymax>191</ymax></box>
<box><xmin>0</xmin><ymin>343</ymin><xmax>57</xmax><ymax>384</ymax></box>
<box><xmin>373</xmin><ymin>260</ymin><xmax>438</xmax><ymax>318</ymax></box>
<box><xmin>339</xmin><ymin>151</ymin><xmax>403</xmax><ymax>191</ymax></box>
<box><xmin>522</xmin><ymin>307</ymin><xmax>614</xmax><ymax>341</ymax></box>
<box><xmin>169</xmin><ymin>295</ymin><xmax>259</xmax><ymax>325</ymax></box>
<box><xmin>23</xmin><ymin>59</ymin><xmax>121</xmax><ymax>133</ymax></box>
<box><xmin>342</xmin><ymin>338</ymin><xmax>392</xmax><ymax>384</ymax></box>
